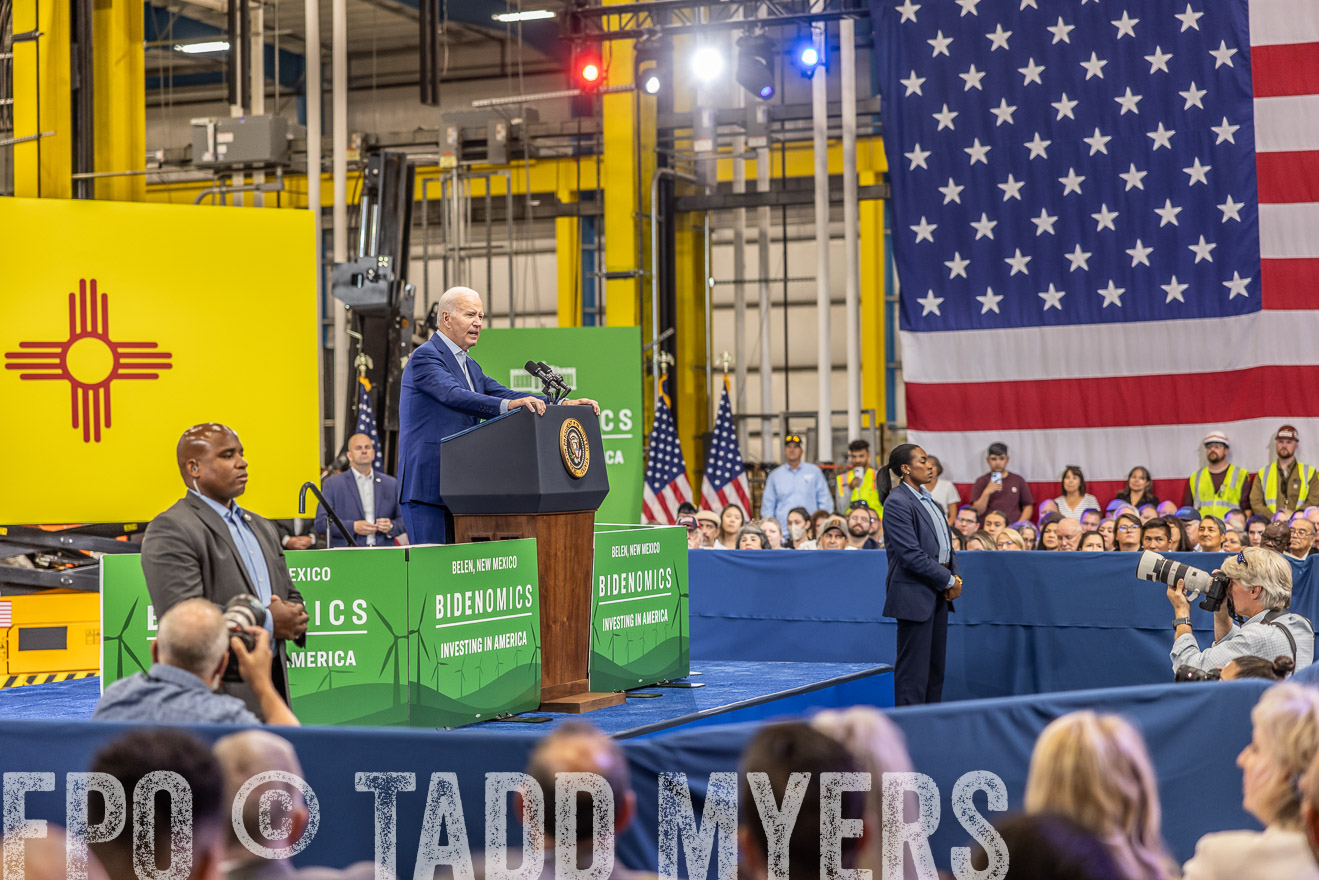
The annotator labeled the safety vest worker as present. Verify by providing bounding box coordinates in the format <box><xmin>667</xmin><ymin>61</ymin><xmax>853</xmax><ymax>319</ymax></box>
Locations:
<box><xmin>1252</xmin><ymin>425</ymin><xmax>1319</xmax><ymax>515</ymax></box>
<box><xmin>836</xmin><ymin>467</ymin><xmax>883</xmax><ymax>515</ymax></box>
<box><xmin>1189</xmin><ymin>465</ymin><xmax>1246</xmax><ymax>518</ymax></box>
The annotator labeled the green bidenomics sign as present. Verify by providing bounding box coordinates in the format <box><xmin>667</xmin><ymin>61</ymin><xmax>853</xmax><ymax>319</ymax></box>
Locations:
<box><xmin>473</xmin><ymin>327</ymin><xmax>644</xmax><ymax>524</ymax></box>
<box><xmin>589</xmin><ymin>525</ymin><xmax>689</xmax><ymax>692</ymax></box>
<box><xmin>99</xmin><ymin>541</ymin><xmax>540</xmax><ymax>728</ymax></box>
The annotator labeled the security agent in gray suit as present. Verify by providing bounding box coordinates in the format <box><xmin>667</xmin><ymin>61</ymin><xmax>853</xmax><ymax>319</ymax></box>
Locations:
<box><xmin>142</xmin><ymin>423</ymin><xmax>309</xmax><ymax>719</ymax></box>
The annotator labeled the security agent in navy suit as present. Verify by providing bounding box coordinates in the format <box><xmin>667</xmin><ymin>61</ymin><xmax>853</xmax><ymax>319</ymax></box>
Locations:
<box><xmin>877</xmin><ymin>443</ymin><xmax>964</xmax><ymax>705</ymax></box>
<box><xmin>314</xmin><ymin>432</ymin><xmax>406</xmax><ymax>547</ymax></box>
<box><xmin>396</xmin><ymin>286</ymin><xmax>600</xmax><ymax>545</ymax></box>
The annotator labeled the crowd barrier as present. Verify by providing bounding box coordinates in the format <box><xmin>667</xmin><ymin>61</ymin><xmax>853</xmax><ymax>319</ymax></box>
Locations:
<box><xmin>0</xmin><ymin>678</ymin><xmax>1266</xmax><ymax>873</ymax></box>
<box><xmin>690</xmin><ymin>550</ymin><xmax>1318</xmax><ymax>700</ymax></box>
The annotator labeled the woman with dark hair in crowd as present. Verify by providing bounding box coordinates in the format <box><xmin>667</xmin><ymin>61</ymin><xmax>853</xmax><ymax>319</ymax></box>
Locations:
<box><xmin>951</xmin><ymin>531</ymin><xmax>967</xmax><ymax>551</ymax></box>
<box><xmin>1037</xmin><ymin>513</ymin><xmax>1062</xmax><ymax>550</ymax></box>
<box><xmin>1055</xmin><ymin>466</ymin><xmax>1100</xmax><ymax>520</ymax></box>
<box><xmin>715</xmin><ymin>503</ymin><xmax>745</xmax><ymax>550</ymax></box>
<box><xmin>1220</xmin><ymin>655</ymin><xmax>1294</xmax><ymax>681</ymax></box>
<box><xmin>1014</xmin><ymin>520</ymin><xmax>1037</xmax><ymax>547</ymax></box>
<box><xmin>1115</xmin><ymin>466</ymin><xmax>1160</xmax><ymax>510</ymax></box>
<box><xmin>1139</xmin><ymin>504</ymin><xmax>1158</xmax><ymax>523</ymax></box>
<box><xmin>783</xmin><ymin>507</ymin><xmax>813</xmax><ymax>549</ymax></box>
<box><xmin>1079</xmin><ymin>531</ymin><xmax>1106</xmax><ymax>552</ymax></box>
<box><xmin>875</xmin><ymin>443</ymin><xmax>963</xmax><ymax>705</ymax></box>
<box><xmin>1246</xmin><ymin>514</ymin><xmax>1268</xmax><ymax>547</ymax></box>
<box><xmin>1098</xmin><ymin>517</ymin><xmax>1116</xmax><ymax>550</ymax></box>
<box><xmin>1113</xmin><ymin>512</ymin><xmax>1143</xmax><ymax>551</ymax></box>
<box><xmin>735</xmin><ymin>524</ymin><xmax>769</xmax><ymax>549</ymax></box>
<box><xmin>1165</xmin><ymin>516</ymin><xmax>1193</xmax><ymax>552</ymax></box>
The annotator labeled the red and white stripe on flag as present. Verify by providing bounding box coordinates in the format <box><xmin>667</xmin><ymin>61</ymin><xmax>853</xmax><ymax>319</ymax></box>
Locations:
<box><xmin>642</xmin><ymin>473</ymin><xmax>695</xmax><ymax>525</ymax></box>
<box><xmin>700</xmin><ymin>473</ymin><xmax>754</xmax><ymax>518</ymax></box>
<box><xmin>907</xmin><ymin>0</ymin><xmax>1319</xmax><ymax>503</ymax></box>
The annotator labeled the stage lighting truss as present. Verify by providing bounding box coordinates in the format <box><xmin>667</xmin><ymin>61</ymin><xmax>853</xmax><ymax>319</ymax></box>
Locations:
<box><xmin>736</xmin><ymin>33</ymin><xmax>776</xmax><ymax>100</ymax></box>
<box><xmin>634</xmin><ymin>36</ymin><xmax>669</xmax><ymax>96</ymax></box>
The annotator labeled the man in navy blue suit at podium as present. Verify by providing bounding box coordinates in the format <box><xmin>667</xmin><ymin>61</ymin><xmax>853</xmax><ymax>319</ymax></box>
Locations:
<box><xmin>396</xmin><ymin>286</ymin><xmax>599</xmax><ymax>545</ymax></box>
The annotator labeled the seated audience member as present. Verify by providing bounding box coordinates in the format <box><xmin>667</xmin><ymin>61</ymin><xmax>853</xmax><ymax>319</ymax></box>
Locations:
<box><xmin>1274</xmin><ymin>509</ymin><xmax>1294</xmax><ymax>523</ymax></box>
<box><xmin>1262</xmin><ymin>521</ymin><xmax>1291</xmax><ymax>554</ymax></box>
<box><xmin>1168</xmin><ymin>547</ymin><xmax>1315</xmax><ymax>674</ymax></box>
<box><xmin>1037</xmin><ymin>515</ymin><xmax>1062</xmax><ymax>550</ymax></box>
<box><xmin>1013</xmin><ymin>521</ymin><xmax>1037</xmax><ymax>547</ymax></box>
<box><xmin>1247</xmin><ymin>514</ymin><xmax>1269</xmax><ymax>547</ymax></box>
<box><xmin>1156</xmin><ymin>500</ymin><xmax>1178</xmax><ymax>517</ymax></box>
<box><xmin>89</xmin><ymin>729</ymin><xmax>227</xmax><ymax>880</ymax></box>
<box><xmin>811</xmin><ymin>707</ymin><xmax>913</xmax><ymax>880</ymax></box>
<box><xmin>1220</xmin><ymin>655</ymin><xmax>1295</xmax><ymax>681</ymax></box>
<box><xmin>1139</xmin><ymin>504</ymin><xmax>1159</xmax><ymax>523</ymax></box>
<box><xmin>867</xmin><ymin>506</ymin><xmax>884</xmax><ymax>549</ymax></box>
<box><xmin>1025</xmin><ymin>712</ymin><xmax>1176</xmax><ymax>880</ymax></box>
<box><xmin>972</xmin><ymin>814</ymin><xmax>1127</xmax><ymax>880</ymax></box>
<box><xmin>1056</xmin><ymin>517</ymin><xmax>1082</xmax><ymax>551</ymax></box>
<box><xmin>1223</xmin><ymin>530</ymin><xmax>1247</xmax><ymax>553</ymax></box>
<box><xmin>738</xmin><ymin>723</ymin><xmax>866</xmax><ymax>880</ymax></box>
<box><xmin>1098</xmin><ymin>517</ymin><xmax>1116</xmax><ymax>550</ymax></box>
<box><xmin>93</xmin><ymin>598</ymin><xmax>298</xmax><ymax>726</ymax></box>
<box><xmin>676</xmin><ymin>501</ymin><xmax>698</xmax><ymax>518</ymax></box>
<box><xmin>924</xmin><ymin>455</ymin><xmax>962</xmax><ymax>521</ymax></box>
<box><xmin>1079</xmin><ymin>509</ymin><xmax>1102</xmax><ymax>532</ymax></box>
<box><xmin>1289</xmin><ymin>515</ymin><xmax>1316</xmax><ymax>560</ymax></box>
<box><xmin>1182</xmin><ymin>684</ymin><xmax>1319</xmax><ymax>880</ymax></box>
<box><xmin>1079</xmin><ymin>531</ymin><xmax>1105</xmax><ymax>552</ymax></box>
<box><xmin>1036</xmin><ymin>498</ymin><xmax>1060</xmax><ymax>521</ymax></box>
<box><xmin>954</xmin><ymin>505</ymin><xmax>981</xmax><ymax>538</ymax></box>
<box><xmin>817</xmin><ymin>517</ymin><xmax>848</xmax><ymax>550</ymax></box>
<box><xmin>784</xmin><ymin>506</ymin><xmax>814</xmax><ymax>548</ymax></box>
<box><xmin>951</xmin><ymin>531</ymin><xmax>967</xmax><ymax>551</ymax></box>
<box><xmin>1176</xmin><ymin>507</ymin><xmax>1202</xmax><ymax>547</ymax></box>
<box><xmin>1116</xmin><ymin>466</ymin><xmax>1160</xmax><ymax>510</ymax></box>
<box><xmin>966</xmin><ymin>530</ymin><xmax>997</xmax><ymax>551</ymax></box>
<box><xmin>970</xmin><ymin>442</ymin><xmax>1035</xmax><ymax>524</ymax></box>
<box><xmin>695</xmin><ymin>510</ymin><xmax>720</xmax><ymax>548</ymax></box>
<box><xmin>678</xmin><ymin>514</ymin><xmax>703</xmax><ymax>550</ymax></box>
<box><xmin>844</xmin><ymin>504</ymin><xmax>881</xmax><ymax>550</ymax></box>
<box><xmin>213</xmin><ymin>730</ymin><xmax>374</xmax><ymax>880</ymax></box>
<box><xmin>758</xmin><ymin>517</ymin><xmax>784</xmax><ymax>549</ymax></box>
<box><xmin>1225</xmin><ymin>509</ymin><xmax>1247</xmax><ymax>532</ymax></box>
<box><xmin>736</xmin><ymin>525</ymin><xmax>769</xmax><ymax>549</ymax></box>
<box><xmin>997</xmin><ymin>528</ymin><xmax>1027</xmax><ymax>551</ymax></box>
<box><xmin>1165</xmin><ymin>516</ymin><xmax>1193</xmax><ymax>552</ymax></box>
<box><xmin>983</xmin><ymin>509</ymin><xmax>1009</xmax><ymax>538</ymax></box>
<box><xmin>2</xmin><ymin>827</ymin><xmax>109</xmax><ymax>880</ymax></box>
<box><xmin>1055</xmin><ymin>466</ymin><xmax>1100</xmax><ymax>520</ymax></box>
<box><xmin>1114</xmin><ymin>513</ymin><xmax>1143</xmax><ymax>551</ymax></box>
<box><xmin>1198</xmin><ymin>516</ymin><xmax>1227</xmax><ymax>553</ymax></box>
<box><xmin>811</xmin><ymin>509</ymin><xmax>833</xmax><ymax>541</ymax></box>
<box><xmin>716</xmin><ymin>504</ymin><xmax>746</xmax><ymax>550</ymax></box>
<box><xmin>1140</xmin><ymin>519</ymin><xmax>1172</xmax><ymax>552</ymax></box>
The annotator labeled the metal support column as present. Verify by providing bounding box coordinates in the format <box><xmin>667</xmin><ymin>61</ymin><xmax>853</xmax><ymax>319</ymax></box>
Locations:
<box><xmin>811</xmin><ymin>16</ymin><xmax>833</xmax><ymax>462</ymax></box>
<box><xmin>601</xmin><ymin>21</ymin><xmax>640</xmax><ymax>328</ymax></box>
<box><xmin>556</xmin><ymin>159</ymin><xmax>582</xmax><ymax>327</ymax></box>
<box><xmin>732</xmin><ymin>87</ymin><xmax>748</xmax><ymax>449</ymax></box>
<box><xmin>90</xmin><ymin>0</ymin><xmax>143</xmax><ymax>200</ymax></box>
<box><xmin>841</xmin><ymin>17</ymin><xmax>861</xmax><ymax>442</ymax></box>
<box><xmin>12</xmin><ymin>0</ymin><xmax>71</xmax><ymax>197</ymax></box>
<box><xmin>757</xmin><ymin>137</ymin><xmax>773</xmax><ymax>461</ymax></box>
<box><xmin>305</xmin><ymin>0</ymin><xmax>323</xmax><ymax>462</ymax></box>
<box><xmin>251</xmin><ymin>1</ymin><xmax>265</xmax><ymax>207</ymax></box>
<box><xmin>331</xmin><ymin>0</ymin><xmax>349</xmax><ymax>454</ymax></box>
<box><xmin>860</xmin><ymin>139</ymin><xmax>887</xmax><ymax>439</ymax></box>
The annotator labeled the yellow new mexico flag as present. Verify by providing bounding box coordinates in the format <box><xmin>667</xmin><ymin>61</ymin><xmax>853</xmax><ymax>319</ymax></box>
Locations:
<box><xmin>0</xmin><ymin>198</ymin><xmax>320</xmax><ymax>523</ymax></box>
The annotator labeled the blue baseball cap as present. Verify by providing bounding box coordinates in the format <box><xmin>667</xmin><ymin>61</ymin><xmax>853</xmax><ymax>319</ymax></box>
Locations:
<box><xmin>1175</xmin><ymin>506</ymin><xmax>1200</xmax><ymax>521</ymax></box>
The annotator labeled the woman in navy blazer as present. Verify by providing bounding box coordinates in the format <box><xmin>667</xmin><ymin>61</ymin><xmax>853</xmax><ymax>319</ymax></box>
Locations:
<box><xmin>877</xmin><ymin>444</ymin><xmax>964</xmax><ymax>705</ymax></box>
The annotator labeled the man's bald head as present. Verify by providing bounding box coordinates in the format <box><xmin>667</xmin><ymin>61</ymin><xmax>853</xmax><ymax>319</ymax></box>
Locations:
<box><xmin>176</xmin><ymin>423</ymin><xmax>236</xmax><ymax>477</ymax></box>
<box><xmin>214</xmin><ymin>731</ymin><xmax>308</xmax><ymax>857</ymax></box>
<box><xmin>524</xmin><ymin>721</ymin><xmax>634</xmax><ymax>843</ymax></box>
<box><xmin>176</xmin><ymin>423</ymin><xmax>247</xmax><ymax>504</ymax></box>
<box><xmin>1057</xmin><ymin>517</ymin><xmax>1082</xmax><ymax>550</ymax></box>
<box><xmin>156</xmin><ymin>598</ymin><xmax>230</xmax><ymax>681</ymax></box>
<box><xmin>347</xmin><ymin>433</ymin><xmax>376</xmax><ymax>472</ymax></box>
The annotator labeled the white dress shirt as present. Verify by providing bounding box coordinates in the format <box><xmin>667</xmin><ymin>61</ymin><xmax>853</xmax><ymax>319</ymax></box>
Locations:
<box><xmin>352</xmin><ymin>467</ymin><xmax>377</xmax><ymax>546</ymax></box>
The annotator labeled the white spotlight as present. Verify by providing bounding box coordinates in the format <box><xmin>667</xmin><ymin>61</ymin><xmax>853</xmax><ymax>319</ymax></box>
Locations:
<box><xmin>690</xmin><ymin>46</ymin><xmax>725</xmax><ymax>83</ymax></box>
<box><xmin>174</xmin><ymin>40</ymin><xmax>230</xmax><ymax>54</ymax></box>
<box><xmin>492</xmin><ymin>9</ymin><xmax>555</xmax><ymax>22</ymax></box>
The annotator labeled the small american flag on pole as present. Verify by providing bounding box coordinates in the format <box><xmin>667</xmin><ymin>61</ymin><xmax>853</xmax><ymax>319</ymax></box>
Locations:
<box><xmin>641</xmin><ymin>379</ymin><xmax>694</xmax><ymax>524</ymax></box>
<box><xmin>701</xmin><ymin>377</ymin><xmax>753</xmax><ymax>515</ymax></box>
<box><xmin>354</xmin><ymin>376</ymin><xmax>384</xmax><ymax>473</ymax></box>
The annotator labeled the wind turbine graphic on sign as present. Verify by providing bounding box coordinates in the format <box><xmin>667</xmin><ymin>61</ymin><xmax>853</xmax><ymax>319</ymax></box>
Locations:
<box><xmin>4</xmin><ymin>279</ymin><xmax>173</xmax><ymax>443</ymax></box>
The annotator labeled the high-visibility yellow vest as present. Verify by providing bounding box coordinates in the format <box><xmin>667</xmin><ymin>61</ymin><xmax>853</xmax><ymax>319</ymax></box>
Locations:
<box><xmin>837</xmin><ymin>467</ymin><xmax>883</xmax><ymax>514</ymax></box>
<box><xmin>1259</xmin><ymin>461</ymin><xmax>1317</xmax><ymax>513</ymax></box>
<box><xmin>1189</xmin><ymin>465</ymin><xmax>1245</xmax><ymax>518</ymax></box>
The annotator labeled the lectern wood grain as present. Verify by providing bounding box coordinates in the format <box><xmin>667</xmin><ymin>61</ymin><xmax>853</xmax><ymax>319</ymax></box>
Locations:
<box><xmin>453</xmin><ymin>510</ymin><xmax>625</xmax><ymax>711</ymax></box>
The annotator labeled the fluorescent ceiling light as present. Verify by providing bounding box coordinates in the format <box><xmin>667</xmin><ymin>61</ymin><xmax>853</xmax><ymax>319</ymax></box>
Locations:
<box><xmin>174</xmin><ymin>40</ymin><xmax>230</xmax><ymax>54</ymax></box>
<box><xmin>492</xmin><ymin>9</ymin><xmax>554</xmax><ymax>22</ymax></box>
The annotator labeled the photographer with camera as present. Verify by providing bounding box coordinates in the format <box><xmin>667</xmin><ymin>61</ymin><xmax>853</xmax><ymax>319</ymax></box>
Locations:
<box><xmin>93</xmin><ymin>598</ymin><xmax>299</xmax><ymax>726</ymax></box>
<box><xmin>1160</xmin><ymin>548</ymin><xmax>1314</xmax><ymax>676</ymax></box>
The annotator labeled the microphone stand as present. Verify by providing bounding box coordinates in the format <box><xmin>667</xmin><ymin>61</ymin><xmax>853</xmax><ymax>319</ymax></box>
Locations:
<box><xmin>299</xmin><ymin>482</ymin><xmax>360</xmax><ymax>548</ymax></box>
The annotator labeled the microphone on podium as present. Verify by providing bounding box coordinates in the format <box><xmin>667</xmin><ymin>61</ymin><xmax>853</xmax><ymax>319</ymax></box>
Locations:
<box><xmin>525</xmin><ymin>360</ymin><xmax>571</xmax><ymax>402</ymax></box>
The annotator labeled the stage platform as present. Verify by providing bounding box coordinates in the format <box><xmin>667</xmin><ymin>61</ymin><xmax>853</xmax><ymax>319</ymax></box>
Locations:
<box><xmin>0</xmin><ymin>660</ymin><xmax>893</xmax><ymax>737</ymax></box>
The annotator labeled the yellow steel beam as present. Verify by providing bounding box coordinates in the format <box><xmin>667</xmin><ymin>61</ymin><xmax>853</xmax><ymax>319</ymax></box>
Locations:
<box><xmin>92</xmin><ymin>0</ymin><xmax>144</xmax><ymax>200</ymax></box>
<box><xmin>12</xmin><ymin>0</ymin><xmax>72</xmax><ymax>198</ymax></box>
<box><xmin>673</xmin><ymin>211</ymin><xmax>710</xmax><ymax>485</ymax></box>
<box><xmin>555</xmin><ymin>159</ymin><xmax>582</xmax><ymax>328</ymax></box>
<box><xmin>601</xmin><ymin>23</ymin><xmax>642</xmax><ymax>328</ymax></box>
<box><xmin>859</xmin><ymin>138</ymin><xmax>889</xmax><ymax>428</ymax></box>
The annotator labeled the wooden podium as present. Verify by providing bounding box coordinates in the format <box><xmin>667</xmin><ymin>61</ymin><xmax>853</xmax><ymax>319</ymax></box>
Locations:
<box><xmin>440</xmin><ymin>407</ymin><xmax>624</xmax><ymax>713</ymax></box>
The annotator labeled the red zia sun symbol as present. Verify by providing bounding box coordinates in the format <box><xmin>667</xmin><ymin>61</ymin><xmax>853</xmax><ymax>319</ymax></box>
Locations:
<box><xmin>4</xmin><ymin>279</ymin><xmax>173</xmax><ymax>443</ymax></box>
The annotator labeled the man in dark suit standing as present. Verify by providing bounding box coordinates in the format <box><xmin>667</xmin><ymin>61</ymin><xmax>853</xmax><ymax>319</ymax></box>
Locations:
<box><xmin>141</xmin><ymin>423</ymin><xmax>309</xmax><ymax>719</ymax></box>
<box><xmin>396</xmin><ymin>286</ymin><xmax>599</xmax><ymax>545</ymax></box>
<box><xmin>878</xmin><ymin>443</ymin><xmax>964</xmax><ymax>705</ymax></box>
<box><xmin>315</xmin><ymin>432</ymin><xmax>406</xmax><ymax>547</ymax></box>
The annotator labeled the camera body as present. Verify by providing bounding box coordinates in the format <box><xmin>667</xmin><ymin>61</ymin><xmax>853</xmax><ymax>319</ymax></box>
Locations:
<box><xmin>1174</xmin><ymin>665</ymin><xmax>1221</xmax><ymax>682</ymax></box>
<box><xmin>220</xmin><ymin>595</ymin><xmax>267</xmax><ymax>683</ymax></box>
<box><xmin>1135</xmin><ymin>550</ymin><xmax>1232</xmax><ymax>612</ymax></box>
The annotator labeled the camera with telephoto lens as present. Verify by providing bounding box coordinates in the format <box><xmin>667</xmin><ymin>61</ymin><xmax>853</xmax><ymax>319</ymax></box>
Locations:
<box><xmin>220</xmin><ymin>595</ymin><xmax>267</xmax><ymax>683</ymax></box>
<box><xmin>1173</xmin><ymin>665</ymin><xmax>1222</xmax><ymax>683</ymax></box>
<box><xmin>1135</xmin><ymin>550</ymin><xmax>1232</xmax><ymax>612</ymax></box>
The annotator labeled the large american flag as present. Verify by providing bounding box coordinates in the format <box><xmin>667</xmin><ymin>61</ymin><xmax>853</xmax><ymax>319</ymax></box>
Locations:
<box><xmin>354</xmin><ymin>376</ymin><xmax>384</xmax><ymax>472</ymax></box>
<box><xmin>875</xmin><ymin>0</ymin><xmax>1319</xmax><ymax>503</ymax></box>
<box><xmin>701</xmin><ymin>378</ymin><xmax>754</xmax><ymax>514</ymax></box>
<box><xmin>641</xmin><ymin>381</ymin><xmax>694</xmax><ymax>524</ymax></box>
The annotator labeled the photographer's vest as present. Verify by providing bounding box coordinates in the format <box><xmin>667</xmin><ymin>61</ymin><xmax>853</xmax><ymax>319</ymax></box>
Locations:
<box><xmin>836</xmin><ymin>468</ymin><xmax>883</xmax><ymax>514</ymax></box>
<box><xmin>1189</xmin><ymin>465</ymin><xmax>1245</xmax><ymax>518</ymax></box>
<box><xmin>1258</xmin><ymin>461</ymin><xmax>1316</xmax><ymax>513</ymax></box>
